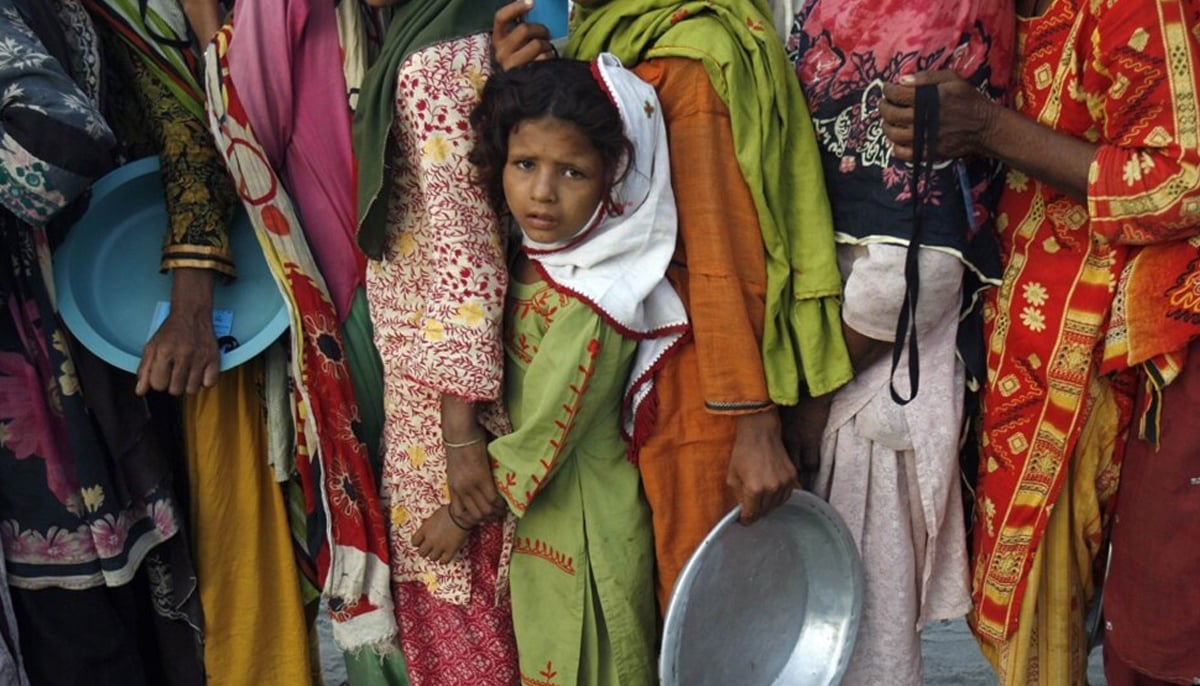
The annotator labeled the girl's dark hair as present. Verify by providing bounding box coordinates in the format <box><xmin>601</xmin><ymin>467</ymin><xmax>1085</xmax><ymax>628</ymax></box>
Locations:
<box><xmin>470</xmin><ymin>59</ymin><xmax>633</xmax><ymax>212</ymax></box>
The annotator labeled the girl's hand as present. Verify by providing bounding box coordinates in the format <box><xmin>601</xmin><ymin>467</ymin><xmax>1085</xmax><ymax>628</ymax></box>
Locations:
<box><xmin>879</xmin><ymin>70</ymin><xmax>999</xmax><ymax>162</ymax></box>
<box><xmin>727</xmin><ymin>408</ymin><xmax>799</xmax><ymax>524</ymax></box>
<box><xmin>412</xmin><ymin>506</ymin><xmax>471</xmax><ymax>565</ymax></box>
<box><xmin>441</xmin><ymin>395</ymin><xmax>506</xmax><ymax>524</ymax></box>
<box><xmin>445</xmin><ymin>439</ymin><xmax>506</xmax><ymax>526</ymax></box>
<box><xmin>492</xmin><ymin>0</ymin><xmax>556</xmax><ymax>72</ymax></box>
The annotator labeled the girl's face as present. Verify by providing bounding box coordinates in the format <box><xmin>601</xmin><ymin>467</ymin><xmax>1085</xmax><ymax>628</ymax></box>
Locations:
<box><xmin>503</xmin><ymin>116</ymin><xmax>608</xmax><ymax>244</ymax></box>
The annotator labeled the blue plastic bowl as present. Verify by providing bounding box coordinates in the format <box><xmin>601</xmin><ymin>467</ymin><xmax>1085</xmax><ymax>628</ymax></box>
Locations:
<box><xmin>54</xmin><ymin>157</ymin><xmax>289</xmax><ymax>374</ymax></box>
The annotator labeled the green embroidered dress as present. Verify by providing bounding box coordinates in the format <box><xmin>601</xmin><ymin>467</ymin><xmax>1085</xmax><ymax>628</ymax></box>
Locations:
<box><xmin>490</xmin><ymin>279</ymin><xmax>656</xmax><ymax>686</ymax></box>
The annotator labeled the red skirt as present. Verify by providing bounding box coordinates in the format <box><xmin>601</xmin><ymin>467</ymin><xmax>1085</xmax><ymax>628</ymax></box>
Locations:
<box><xmin>395</xmin><ymin>520</ymin><xmax>518</xmax><ymax>686</ymax></box>
<box><xmin>1104</xmin><ymin>338</ymin><xmax>1200</xmax><ymax>685</ymax></box>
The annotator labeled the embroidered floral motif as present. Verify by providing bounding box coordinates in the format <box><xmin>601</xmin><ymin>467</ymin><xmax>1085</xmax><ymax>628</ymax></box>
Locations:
<box><xmin>1022</xmin><ymin>282</ymin><xmax>1049</xmax><ymax>307</ymax></box>
<box><xmin>514</xmin><ymin>537</ymin><xmax>575</xmax><ymax>576</ymax></box>
<box><xmin>521</xmin><ymin>661</ymin><xmax>561</xmax><ymax>686</ymax></box>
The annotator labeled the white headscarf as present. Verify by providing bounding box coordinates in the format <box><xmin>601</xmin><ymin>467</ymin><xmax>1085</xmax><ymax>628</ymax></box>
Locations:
<box><xmin>522</xmin><ymin>52</ymin><xmax>688</xmax><ymax>455</ymax></box>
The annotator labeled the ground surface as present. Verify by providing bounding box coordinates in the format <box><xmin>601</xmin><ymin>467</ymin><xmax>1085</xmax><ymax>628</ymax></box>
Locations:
<box><xmin>316</xmin><ymin>611</ymin><xmax>1108</xmax><ymax>685</ymax></box>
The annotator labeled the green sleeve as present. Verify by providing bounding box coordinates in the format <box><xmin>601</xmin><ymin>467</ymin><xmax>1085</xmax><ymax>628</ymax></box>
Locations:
<box><xmin>489</xmin><ymin>299</ymin><xmax>635</xmax><ymax>517</ymax></box>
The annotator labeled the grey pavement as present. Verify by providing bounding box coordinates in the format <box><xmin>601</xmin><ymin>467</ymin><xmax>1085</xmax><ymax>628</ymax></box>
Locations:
<box><xmin>921</xmin><ymin>618</ymin><xmax>1107</xmax><ymax>685</ymax></box>
<box><xmin>317</xmin><ymin>610</ymin><xmax>1108</xmax><ymax>685</ymax></box>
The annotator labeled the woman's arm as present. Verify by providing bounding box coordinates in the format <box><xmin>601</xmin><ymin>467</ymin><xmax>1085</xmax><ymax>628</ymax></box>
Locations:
<box><xmin>101</xmin><ymin>35</ymin><xmax>235</xmax><ymax>394</ymax></box>
<box><xmin>649</xmin><ymin>59</ymin><xmax>798</xmax><ymax>523</ymax></box>
<box><xmin>882</xmin><ymin>0</ymin><xmax>1200</xmax><ymax>245</ymax></box>
<box><xmin>180</xmin><ymin>0</ymin><xmax>221</xmax><ymax>45</ymax></box>
<box><xmin>879</xmin><ymin>71</ymin><xmax>1097</xmax><ymax>200</ymax></box>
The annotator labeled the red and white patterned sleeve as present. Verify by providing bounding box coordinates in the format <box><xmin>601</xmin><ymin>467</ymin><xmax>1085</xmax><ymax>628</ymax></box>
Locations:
<box><xmin>391</xmin><ymin>35</ymin><xmax>509</xmax><ymax>402</ymax></box>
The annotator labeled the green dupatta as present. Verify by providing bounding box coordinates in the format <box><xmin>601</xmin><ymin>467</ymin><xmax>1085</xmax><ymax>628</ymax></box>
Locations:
<box><xmin>354</xmin><ymin>0</ymin><xmax>504</xmax><ymax>260</ymax></box>
<box><xmin>566</xmin><ymin>0</ymin><xmax>852</xmax><ymax>401</ymax></box>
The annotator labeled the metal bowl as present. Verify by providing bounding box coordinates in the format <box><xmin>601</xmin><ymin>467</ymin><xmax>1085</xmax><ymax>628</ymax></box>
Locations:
<box><xmin>660</xmin><ymin>490</ymin><xmax>864</xmax><ymax>686</ymax></box>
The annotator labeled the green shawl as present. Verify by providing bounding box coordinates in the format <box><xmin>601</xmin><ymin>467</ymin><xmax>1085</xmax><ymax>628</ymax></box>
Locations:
<box><xmin>566</xmin><ymin>0</ymin><xmax>852</xmax><ymax>401</ymax></box>
<box><xmin>354</xmin><ymin>0</ymin><xmax>505</xmax><ymax>260</ymax></box>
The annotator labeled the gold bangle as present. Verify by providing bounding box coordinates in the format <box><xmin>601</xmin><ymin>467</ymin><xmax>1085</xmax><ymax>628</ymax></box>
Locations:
<box><xmin>443</xmin><ymin>435</ymin><xmax>485</xmax><ymax>449</ymax></box>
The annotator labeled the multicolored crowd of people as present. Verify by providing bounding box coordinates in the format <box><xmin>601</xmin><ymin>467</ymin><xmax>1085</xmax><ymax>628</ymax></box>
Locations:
<box><xmin>1</xmin><ymin>0</ymin><xmax>1198</xmax><ymax>685</ymax></box>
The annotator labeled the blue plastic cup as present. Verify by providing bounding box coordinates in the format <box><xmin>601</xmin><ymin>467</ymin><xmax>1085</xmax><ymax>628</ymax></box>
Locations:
<box><xmin>524</xmin><ymin>0</ymin><xmax>569</xmax><ymax>40</ymax></box>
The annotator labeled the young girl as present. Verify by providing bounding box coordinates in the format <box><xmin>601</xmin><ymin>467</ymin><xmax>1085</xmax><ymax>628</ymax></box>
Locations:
<box><xmin>418</xmin><ymin>54</ymin><xmax>686</xmax><ymax>686</ymax></box>
<box><xmin>355</xmin><ymin>2</ymin><xmax>519</xmax><ymax>684</ymax></box>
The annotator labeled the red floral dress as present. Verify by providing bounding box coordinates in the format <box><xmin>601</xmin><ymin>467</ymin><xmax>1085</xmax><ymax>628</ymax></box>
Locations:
<box><xmin>365</xmin><ymin>32</ymin><xmax>517</xmax><ymax>686</ymax></box>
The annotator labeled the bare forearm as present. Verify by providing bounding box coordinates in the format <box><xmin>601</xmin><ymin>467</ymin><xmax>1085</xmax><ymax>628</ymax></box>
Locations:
<box><xmin>978</xmin><ymin>104</ymin><xmax>1098</xmax><ymax>200</ymax></box>
<box><xmin>882</xmin><ymin>72</ymin><xmax>1099</xmax><ymax>201</ymax></box>
<box><xmin>842</xmin><ymin>322</ymin><xmax>889</xmax><ymax>374</ymax></box>
<box><xmin>180</xmin><ymin>0</ymin><xmax>221</xmax><ymax>45</ymax></box>
<box><xmin>440</xmin><ymin>394</ymin><xmax>480</xmax><ymax>442</ymax></box>
<box><xmin>170</xmin><ymin>267</ymin><xmax>215</xmax><ymax>317</ymax></box>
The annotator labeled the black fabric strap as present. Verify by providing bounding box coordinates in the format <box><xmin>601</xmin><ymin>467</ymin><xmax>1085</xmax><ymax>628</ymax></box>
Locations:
<box><xmin>889</xmin><ymin>83</ymin><xmax>940</xmax><ymax>406</ymax></box>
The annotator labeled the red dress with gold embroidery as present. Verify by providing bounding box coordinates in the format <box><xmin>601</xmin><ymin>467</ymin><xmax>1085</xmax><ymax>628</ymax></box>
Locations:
<box><xmin>973</xmin><ymin>0</ymin><xmax>1200</xmax><ymax>645</ymax></box>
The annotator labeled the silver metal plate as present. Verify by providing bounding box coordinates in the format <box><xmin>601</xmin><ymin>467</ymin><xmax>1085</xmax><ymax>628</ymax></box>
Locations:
<box><xmin>660</xmin><ymin>490</ymin><xmax>864</xmax><ymax>686</ymax></box>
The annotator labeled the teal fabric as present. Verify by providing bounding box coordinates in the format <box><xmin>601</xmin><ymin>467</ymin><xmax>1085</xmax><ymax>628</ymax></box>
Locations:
<box><xmin>342</xmin><ymin>287</ymin><xmax>385</xmax><ymax>479</ymax></box>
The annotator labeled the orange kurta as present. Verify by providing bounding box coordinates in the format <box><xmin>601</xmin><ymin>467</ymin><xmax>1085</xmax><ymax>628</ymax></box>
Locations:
<box><xmin>633</xmin><ymin>58</ymin><xmax>774</xmax><ymax>607</ymax></box>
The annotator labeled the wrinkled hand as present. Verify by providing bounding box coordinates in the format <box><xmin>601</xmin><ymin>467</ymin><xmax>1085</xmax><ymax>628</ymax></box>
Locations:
<box><xmin>135</xmin><ymin>268</ymin><xmax>219</xmax><ymax>396</ymax></box>
<box><xmin>492</xmin><ymin>0</ymin><xmax>556</xmax><ymax>72</ymax></box>
<box><xmin>727</xmin><ymin>408</ymin><xmax>799</xmax><ymax>525</ymax></box>
<box><xmin>880</xmin><ymin>70</ymin><xmax>998</xmax><ymax>162</ymax></box>
<box><xmin>445</xmin><ymin>439</ymin><xmax>506</xmax><ymax>527</ymax></box>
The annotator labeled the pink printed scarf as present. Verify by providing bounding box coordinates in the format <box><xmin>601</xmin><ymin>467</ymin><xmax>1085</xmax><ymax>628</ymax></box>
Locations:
<box><xmin>203</xmin><ymin>27</ymin><xmax>397</xmax><ymax>652</ymax></box>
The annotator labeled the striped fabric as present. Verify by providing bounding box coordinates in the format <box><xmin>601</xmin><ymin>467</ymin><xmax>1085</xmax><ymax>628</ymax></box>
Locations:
<box><xmin>81</xmin><ymin>0</ymin><xmax>204</xmax><ymax>120</ymax></box>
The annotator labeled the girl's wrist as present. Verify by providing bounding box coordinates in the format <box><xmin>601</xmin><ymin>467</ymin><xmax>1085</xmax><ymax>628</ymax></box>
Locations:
<box><xmin>440</xmin><ymin>393</ymin><xmax>481</xmax><ymax>439</ymax></box>
<box><xmin>443</xmin><ymin>434</ymin><xmax>485</xmax><ymax>449</ymax></box>
<box><xmin>447</xmin><ymin>508</ymin><xmax>474</xmax><ymax>531</ymax></box>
